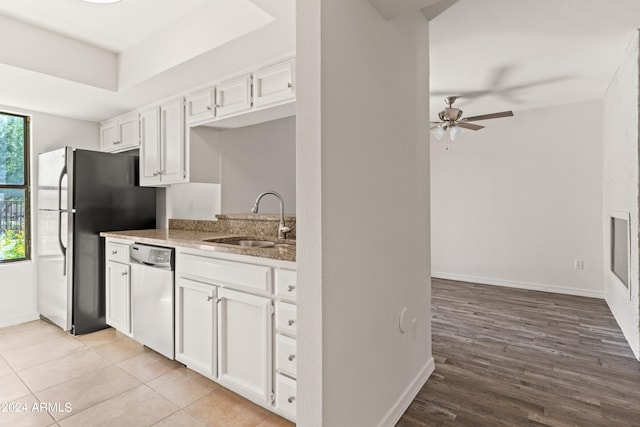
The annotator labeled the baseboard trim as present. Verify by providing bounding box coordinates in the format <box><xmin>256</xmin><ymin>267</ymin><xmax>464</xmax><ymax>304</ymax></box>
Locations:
<box><xmin>377</xmin><ymin>356</ymin><xmax>435</xmax><ymax>427</ymax></box>
<box><xmin>432</xmin><ymin>272</ymin><xmax>604</xmax><ymax>299</ymax></box>
<box><xmin>0</xmin><ymin>313</ymin><xmax>40</xmax><ymax>329</ymax></box>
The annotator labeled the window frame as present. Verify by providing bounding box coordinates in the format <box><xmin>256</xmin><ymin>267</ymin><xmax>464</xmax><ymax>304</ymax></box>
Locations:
<box><xmin>0</xmin><ymin>111</ymin><xmax>31</xmax><ymax>263</ymax></box>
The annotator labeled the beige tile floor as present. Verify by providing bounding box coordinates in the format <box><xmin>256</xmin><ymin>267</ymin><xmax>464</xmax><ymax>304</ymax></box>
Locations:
<box><xmin>0</xmin><ymin>320</ymin><xmax>295</xmax><ymax>427</ymax></box>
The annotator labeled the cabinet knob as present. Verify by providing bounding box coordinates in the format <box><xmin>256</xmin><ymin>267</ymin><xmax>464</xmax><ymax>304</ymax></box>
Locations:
<box><xmin>288</xmin><ymin>319</ymin><xmax>295</xmax><ymax>326</ymax></box>
<box><xmin>215</xmin><ymin>104</ymin><xmax>221</xmax><ymax>108</ymax></box>
<box><xmin>111</xmin><ymin>250</ymin><xmax>118</xmax><ymax>255</ymax></box>
<box><xmin>121</xmin><ymin>271</ymin><xmax>128</xmax><ymax>276</ymax></box>
<box><xmin>113</xmin><ymin>140</ymin><xmax>121</xmax><ymax>145</ymax></box>
<box><xmin>287</xmin><ymin>82</ymin><xmax>293</xmax><ymax>89</ymax></box>
<box><xmin>152</xmin><ymin>172</ymin><xmax>159</xmax><ymax>176</ymax></box>
<box><xmin>207</xmin><ymin>296</ymin><xmax>213</xmax><ymax>301</ymax></box>
<box><xmin>287</xmin><ymin>396</ymin><xmax>295</xmax><ymax>403</ymax></box>
<box><xmin>287</xmin><ymin>285</ymin><xmax>295</xmax><ymax>292</ymax></box>
<box><xmin>206</xmin><ymin>106</ymin><xmax>212</xmax><ymax>111</ymax></box>
<box><xmin>288</xmin><ymin>354</ymin><xmax>296</xmax><ymax>361</ymax></box>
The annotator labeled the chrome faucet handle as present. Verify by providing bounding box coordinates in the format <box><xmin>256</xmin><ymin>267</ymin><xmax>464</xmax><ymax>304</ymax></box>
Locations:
<box><xmin>278</xmin><ymin>225</ymin><xmax>291</xmax><ymax>239</ymax></box>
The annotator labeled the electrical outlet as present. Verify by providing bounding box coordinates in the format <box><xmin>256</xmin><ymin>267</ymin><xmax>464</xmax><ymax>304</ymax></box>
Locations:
<box><xmin>574</xmin><ymin>259</ymin><xmax>584</xmax><ymax>270</ymax></box>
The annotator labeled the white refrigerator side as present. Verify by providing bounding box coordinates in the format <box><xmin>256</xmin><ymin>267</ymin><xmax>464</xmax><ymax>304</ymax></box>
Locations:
<box><xmin>36</xmin><ymin>147</ymin><xmax>72</xmax><ymax>331</ymax></box>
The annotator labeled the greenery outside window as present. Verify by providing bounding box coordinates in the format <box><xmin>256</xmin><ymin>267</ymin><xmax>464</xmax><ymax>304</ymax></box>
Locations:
<box><xmin>0</xmin><ymin>112</ymin><xmax>30</xmax><ymax>262</ymax></box>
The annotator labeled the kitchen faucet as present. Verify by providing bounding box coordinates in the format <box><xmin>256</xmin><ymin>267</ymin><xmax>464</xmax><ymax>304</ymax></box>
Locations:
<box><xmin>251</xmin><ymin>191</ymin><xmax>291</xmax><ymax>239</ymax></box>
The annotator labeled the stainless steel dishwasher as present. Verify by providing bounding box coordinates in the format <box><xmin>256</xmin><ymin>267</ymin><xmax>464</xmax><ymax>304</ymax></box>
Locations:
<box><xmin>130</xmin><ymin>243</ymin><xmax>174</xmax><ymax>359</ymax></box>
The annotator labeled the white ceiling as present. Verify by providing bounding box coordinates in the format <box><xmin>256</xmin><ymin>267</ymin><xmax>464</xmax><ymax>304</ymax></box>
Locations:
<box><xmin>429</xmin><ymin>0</ymin><xmax>640</xmax><ymax>121</ymax></box>
<box><xmin>1</xmin><ymin>0</ymin><xmax>639</xmax><ymax>124</ymax></box>
<box><xmin>0</xmin><ymin>0</ymin><xmax>294</xmax><ymax>122</ymax></box>
<box><xmin>0</xmin><ymin>0</ymin><xmax>210</xmax><ymax>52</ymax></box>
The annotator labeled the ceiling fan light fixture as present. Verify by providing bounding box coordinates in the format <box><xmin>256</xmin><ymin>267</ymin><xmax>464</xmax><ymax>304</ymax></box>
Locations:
<box><xmin>432</xmin><ymin>126</ymin><xmax>446</xmax><ymax>140</ymax></box>
<box><xmin>450</xmin><ymin>126</ymin><xmax>463</xmax><ymax>141</ymax></box>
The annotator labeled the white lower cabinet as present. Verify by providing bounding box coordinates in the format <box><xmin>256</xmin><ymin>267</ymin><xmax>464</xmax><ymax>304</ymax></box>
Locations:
<box><xmin>105</xmin><ymin>239</ymin><xmax>132</xmax><ymax>336</ymax></box>
<box><xmin>275</xmin><ymin>373</ymin><xmax>297</xmax><ymax>420</ymax></box>
<box><xmin>105</xmin><ymin>261</ymin><xmax>131</xmax><ymax>335</ymax></box>
<box><xmin>217</xmin><ymin>287</ymin><xmax>272</xmax><ymax>403</ymax></box>
<box><xmin>175</xmin><ymin>277</ymin><xmax>216</xmax><ymax>377</ymax></box>
<box><xmin>174</xmin><ymin>248</ymin><xmax>296</xmax><ymax>422</ymax></box>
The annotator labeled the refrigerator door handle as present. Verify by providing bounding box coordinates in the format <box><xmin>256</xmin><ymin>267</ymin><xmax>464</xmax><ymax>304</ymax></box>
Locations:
<box><xmin>58</xmin><ymin>166</ymin><xmax>68</xmax><ymax>276</ymax></box>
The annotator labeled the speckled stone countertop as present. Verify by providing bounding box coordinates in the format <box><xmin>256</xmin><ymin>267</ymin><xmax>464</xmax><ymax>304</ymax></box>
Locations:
<box><xmin>100</xmin><ymin>214</ymin><xmax>296</xmax><ymax>262</ymax></box>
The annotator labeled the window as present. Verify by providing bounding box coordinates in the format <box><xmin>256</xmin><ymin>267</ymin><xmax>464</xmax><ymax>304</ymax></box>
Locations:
<box><xmin>610</xmin><ymin>211</ymin><xmax>630</xmax><ymax>292</ymax></box>
<box><xmin>0</xmin><ymin>112</ymin><xmax>30</xmax><ymax>262</ymax></box>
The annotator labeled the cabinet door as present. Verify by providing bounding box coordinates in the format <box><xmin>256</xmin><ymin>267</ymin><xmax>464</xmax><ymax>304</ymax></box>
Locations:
<box><xmin>105</xmin><ymin>261</ymin><xmax>130</xmax><ymax>334</ymax></box>
<box><xmin>217</xmin><ymin>287</ymin><xmax>272</xmax><ymax>404</ymax></box>
<box><xmin>160</xmin><ymin>97</ymin><xmax>186</xmax><ymax>184</ymax></box>
<box><xmin>215</xmin><ymin>74</ymin><xmax>253</xmax><ymax>118</ymax></box>
<box><xmin>139</xmin><ymin>107</ymin><xmax>161</xmax><ymax>186</ymax></box>
<box><xmin>118</xmin><ymin>112</ymin><xmax>140</xmax><ymax>150</ymax></box>
<box><xmin>100</xmin><ymin>119</ymin><xmax>118</xmax><ymax>152</ymax></box>
<box><xmin>175</xmin><ymin>277</ymin><xmax>216</xmax><ymax>377</ymax></box>
<box><xmin>186</xmin><ymin>88</ymin><xmax>215</xmax><ymax>125</ymax></box>
<box><xmin>253</xmin><ymin>60</ymin><xmax>294</xmax><ymax>108</ymax></box>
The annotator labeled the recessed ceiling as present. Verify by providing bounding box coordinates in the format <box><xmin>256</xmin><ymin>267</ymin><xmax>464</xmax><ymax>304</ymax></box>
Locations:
<box><xmin>0</xmin><ymin>0</ymin><xmax>295</xmax><ymax>121</ymax></box>
<box><xmin>0</xmin><ymin>0</ymin><xmax>213</xmax><ymax>52</ymax></box>
<box><xmin>429</xmin><ymin>0</ymin><xmax>640</xmax><ymax>119</ymax></box>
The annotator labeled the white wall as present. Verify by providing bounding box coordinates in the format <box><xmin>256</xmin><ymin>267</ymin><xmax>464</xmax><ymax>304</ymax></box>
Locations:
<box><xmin>220</xmin><ymin>116</ymin><xmax>296</xmax><ymax>214</ymax></box>
<box><xmin>297</xmin><ymin>2</ymin><xmax>432</xmax><ymax>426</ymax></box>
<box><xmin>0</xmin><ymin>104</ymin><xmax>99</xmax><ymax>328</ymax></box>
<box><xmin>161</xmin><ymin>117</ymin><xmax>295</xmax><ymax>224</ymax></box>
<box><xmin>431</xmin><ymin>100</ymin><xmax>604</xmax><ymax>298</ymax></box>
<box><xmin>602</xmin><ymin>31</ymin><xmax>640</xmax><ymax>359</ymax></box>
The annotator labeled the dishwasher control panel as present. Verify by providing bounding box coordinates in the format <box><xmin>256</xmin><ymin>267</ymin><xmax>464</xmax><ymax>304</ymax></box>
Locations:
<box><xmin>130</xmin><ymin>243</ymin><xmax>174</xmax><ymax>270</ymax></box>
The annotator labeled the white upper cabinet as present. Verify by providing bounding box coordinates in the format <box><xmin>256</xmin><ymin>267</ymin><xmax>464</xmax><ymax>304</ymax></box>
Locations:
<box><xmin>139</xmin><ymin>106</ymin><xmax>161</xmax><ymax>186</ymax></box>
<box><xmin>253</xmin><ymin>60</ymin><xmax>295</xmax><ymax>108</ymax></box>
<box><xmin>139</xmin><ymin>97</ymin><xmax>186</xmax><ymax>186</ymax></box>
<box><xmin>100</xmin><ymin>111</ymin><xmax>140</xmax><ymax>152</ymax></box>
<box><xmin>160</xmin><ymin>97</ymin><xmax>186</xmax><ymax>184</ymax></box>
<box><xmin>215</xmin><ymin>74</ymin><xmax>253</xmax><ymax>118</ymax></box>
<box><xmin>186</xmin><ymin>87</ymin><xmax>216</xmax><ymax>126</ymax></box>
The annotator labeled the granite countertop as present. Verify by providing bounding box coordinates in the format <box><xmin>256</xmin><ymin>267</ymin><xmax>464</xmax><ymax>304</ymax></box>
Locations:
<box><xmin>100</xmin><ymin>228</ymin><xmax>296</xmax><ymax>263</ymax></box>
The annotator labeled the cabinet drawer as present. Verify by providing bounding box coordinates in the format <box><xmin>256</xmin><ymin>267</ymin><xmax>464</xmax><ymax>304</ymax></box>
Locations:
<box><xmin>275</xmin><ymin>301</ymin><xmax>297</xmax><ymax>337</ymax></box>
<box><xmin>275</xmin><ymin>334</ymin><xmax>297</xmax><ymax>378</ymax></box>
<box><xmin>106</xmin><ymin>242</ymin><xmax>129</xmax><ymax>263</ymax></box>
<box><xmin>275</xmin><ymin>269</ymin><xmax>297</xmax><ymax>301</ymax></box>
<box><xmin>178</xmin><ymin>253</ymin><xmax>272</xmax><ymax>294</ymax></box>
<box><xmin>275</xmin><ymin>373</ymin><xmax>297</xmax><ymax>420</ymax></box>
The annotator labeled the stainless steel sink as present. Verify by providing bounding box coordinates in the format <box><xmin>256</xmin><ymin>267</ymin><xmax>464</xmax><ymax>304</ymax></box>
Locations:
<box><xmin>203</xmin><ymin>236</ymin><xmax>295</xmax><ymax>249</ymax></box>
<box><xmin>227</xmin><ymin>240</ymin><xmax>276</xmax><ymax>248</ymax></box>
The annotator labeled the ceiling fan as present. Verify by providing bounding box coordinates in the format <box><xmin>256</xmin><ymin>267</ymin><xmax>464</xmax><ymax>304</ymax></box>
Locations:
<box><xmin>430</xmin><ymin>96</ymin><xmax>514</xmax><ymax>140</ymax></box>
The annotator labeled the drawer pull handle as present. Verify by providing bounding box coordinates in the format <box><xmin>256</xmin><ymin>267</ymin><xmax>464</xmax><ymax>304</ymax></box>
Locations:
<box><xmin>288</xmin><ymin>354</ymin><xmax>296</xmax><ymax>361</ymax></box>
<box><xmin>287</xmin><ymin>285</ymin><xmax>295</xmax><ymax>292</ymax></box>
<box><xmin>112</xmin><ymin>250</ymin><xmax>118</xmax><ymax>255</ymax></box>
<box><xmin>121</xmin><ymin>271</ymin><xmax>128</xmax><ymax>276</ymax></box>
<box><xmin>287</xmin><ymin>82</ymin><xmax>293</xmax><ymax>89</ymax></box>
<box><xmin>206</xmin><ymin>106</ymin><xmax>212</xmax><ymax>111</ymax></box>
<box><xmin>287</xmin><ymin>396</ymin><xmax>295</xmax><ymax>403</ymax></box>
<box><xmin>207</xmin><ymin>296</ymin><xmax>213</xmax><ymax>301</ymax></box>
<box><xmin>288</xmin><ymin>319</ymin><xmax>295</xmax><ymax>326</ymax></box>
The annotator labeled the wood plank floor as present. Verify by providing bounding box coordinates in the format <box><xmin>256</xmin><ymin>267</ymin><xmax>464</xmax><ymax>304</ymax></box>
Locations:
<box><xmin>397</xmin><ymin>278</ymin><xmax>640</xmax><ymax>427</ymax></box>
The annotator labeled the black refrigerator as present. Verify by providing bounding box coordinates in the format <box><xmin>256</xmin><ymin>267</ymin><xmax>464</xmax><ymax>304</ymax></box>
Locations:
<box><xmin>37</xmin><ymin>147</ymin><xmax>156</xmax><ymax>335</ymax></box>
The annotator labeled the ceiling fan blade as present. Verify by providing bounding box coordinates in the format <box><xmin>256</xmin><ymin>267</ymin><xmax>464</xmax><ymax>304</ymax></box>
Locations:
<box><xmin>462</xmin><ymin>111</ymin><xmax>514</xmax><ymax>121</ymax></box>
<box><xmin>430</xmin><ymin>125</ymin><xmax>442</xmax><ymax>130</ymax></box>
<box><xmin>456</xmin><ymin>122</ymin><xmax>484</xmax><ymax>131</ymax></box>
